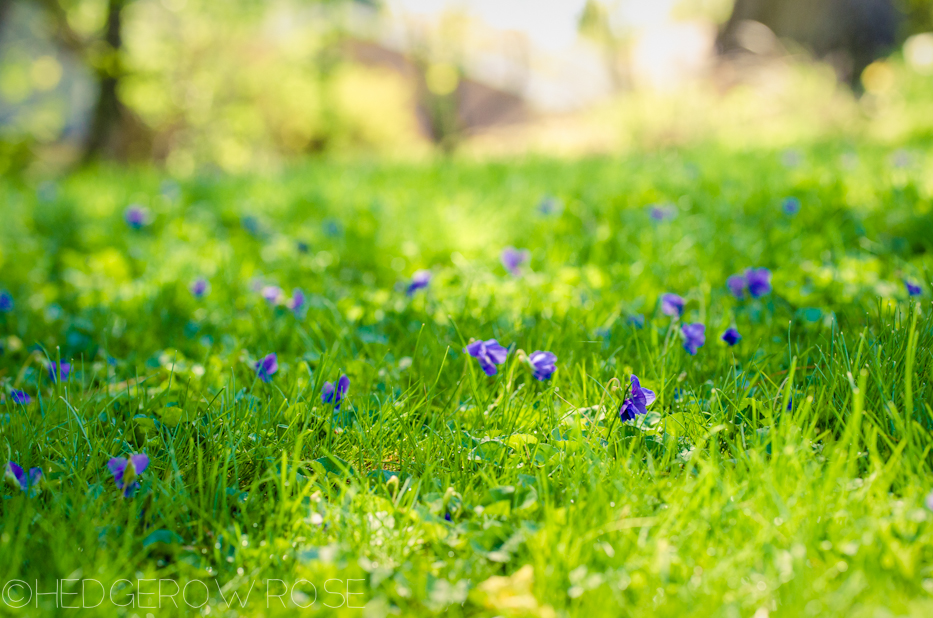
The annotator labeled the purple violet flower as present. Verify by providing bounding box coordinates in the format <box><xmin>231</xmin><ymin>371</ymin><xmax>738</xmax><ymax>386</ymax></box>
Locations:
<box><xmin>681</xmin><ymin>323</ymin><xmax>706</xmax><ymax>355</ymax></box>
<box><xmin>124</xmin><ymin>205</ymin><xmax>149</xmax><ymax>229</ymax></box>
<box><xmin>10</xmin><ymin>390</ymin><xmax>30</xmax><ymax>405</ymax></box>
<box><xmin>906</xmin><ymin>280</ymin><xmax>922</xmax><ymax>297</ymax></box>
<box><xmin>721</xmin><ymin>327</ymin><xmax>741</xmax><ymax>346</ymax></box>
<box><xmin>48</xmin><ymin>361</ymin><xmax>71</xmax><ymax>383</ymax></box>
<box><xmin>190</xmin><ymin>278</ymin><xmax>210</xmax><ymax>299</ymax></box>
<box><xmin>528</xmin><ymin>351</ymin><xmax>557</xmax><ymax>381</ymax></box>
<box><xmin>261</xmin><ymin>286</ymin><xmax>284</xmax><ymax>304</ymax></box>
<box><xmin>288</xmin><ymin>288</ymin><xmax>307</xmax><ymax>316</ymax></box>
<box><xmin>321</xmin><ymin>375</ymin><xmax>350</xmax><ymax>411</ymax></box>
<box><xmin>660</xmin><ymin>293</ymin><xmax>685</xmax><ymax>318</ymax></box>
<box><xmin>726</xmin><ymin>274</ymin><xmax>747</xmax><ymax>299</ymax></box>
<box><xmin>107</xmin><ymin>453</ymin><xmax>149</xmax><ymax>497</ymax></box>
<box><xmin>465</xmin><ymin>339</ymin><xmax>509</xmax><ymax>376</ymax></box>
<box><xmin>0</xmin><ymin>290</ymin><xmax>12</xmax><ymax>312</ymax></box>
<box><xmin>501</xmin><ymin>247</ymin><xmax>529</xmax><ymax>276</ymax></box>
<box><xmin>627</xmin><ymin>314</ymin><xmax>645</xmax><ymax>329</ymax></box>
<box><xmin>745</xmin><ymin>268</ymin><xmax>772</xmax><ymax>298</ymax></box>
<box><xmin>406</xmin><ymin>270</ymin><xmax>431</xmax><ymax>296</ymax></box>
<box><xmin>254</xmin><ymin>353</ymin><xmax>278</xmax><ymax>382</ymax></box>
<box><xmin>782</xmin><ymin>197</ymin><xmax>801</xmax><ymax>216</ymax></box>
<box><xmin>619</xmin><ymin>375</ymin><xmax>656</xmax><ymax>422</ymax></box>
<box><xmin>4</xmin><ymin>462</ymin><xmax>42</xmax><ymax>495</ymax></box>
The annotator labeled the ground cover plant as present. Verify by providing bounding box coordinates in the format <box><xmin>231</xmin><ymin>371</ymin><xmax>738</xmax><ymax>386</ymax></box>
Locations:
<box><xmin>2</xmin><ymin>144</ymin><xmax>933</xmax><ymax>616</ymax></box>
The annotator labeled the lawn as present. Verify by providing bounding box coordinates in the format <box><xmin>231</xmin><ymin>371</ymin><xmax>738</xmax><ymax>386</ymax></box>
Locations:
<box><xmin>1</xmin><ymin>144</ymin><xmax>933</xmax><ymax>616</ymax></box>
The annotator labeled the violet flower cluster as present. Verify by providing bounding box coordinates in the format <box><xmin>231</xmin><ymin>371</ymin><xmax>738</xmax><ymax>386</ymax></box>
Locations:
<box><xmin>619</xmin><ymin>375</ymin><xmax>656</xmax><ymax>422</ymax></box>
<box><xmin>48</xmin><ymin>361</ymin><xmax>71</xmax><ymax>383</ymax></box>
<box><xmin>124</xmin><ymin>205</ymin><xmax>149</xmax><ymax>229</ymax></box>
<box><xmin>107</xmin><ymin>453</ymin><xmax>150</xmax><ymax>497</ymax></box>
<box><xmin>528</xmin><ymin>351</ymin><xmax>557</xmax><ymax>381</ymax></box>
<box><xmin>464</xmin><ymin>339</ymin><xmax>509</xmax><ymax>376</ymax></box>
<box><xmin>501</xmin><ymin>247</ymin><xmax>529</xmax><ymax>276</ymax></box>
<box><xmin>288</xmin><ymin>288</ymin><xmax>307</xmax><ymax>317</ymax></box>
<box><xmin>726</xmin><ymin>268</ymin><xmax>772</xmax><ymax>300</ymax></box>
<box><xmin>681</xmin><ymin>323</ymin><xmax>706</xmax><ymax>355</ymax></box>
<box><xmin>191</xmin><ymin>278</ymin><xmax>210</xmax><ymax>299</ymax></box>
<box><xmin>255</xmin><ymin>353</ymin><xmax>278</xmax><ymax>383</ymax></box>
<box><xmin>322</xmin><ymin>375</ymin><xmax>350</xmax><ymax>410</ymax></box>
<box><xmin>660</xmin><ymin>293</ymin><xmax>685</xmax><ymax>318</ymax></box>
<box><xmin>4</xmin><ymin>462</ymin><xmax>42</xmax><ymax>496</ymax></box>
<box><xmin>407</xmin><ymin>270</ymin><xmax>432</xmax><ymax>296</ymax></box>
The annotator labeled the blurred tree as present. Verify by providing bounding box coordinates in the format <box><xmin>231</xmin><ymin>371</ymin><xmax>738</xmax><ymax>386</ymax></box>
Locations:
<box><xmin>398</xmin><ymin>9</ymin><xmax>467</xmax><ymax>153</ymax></box>
<box><xmin>13</xmin><ymin>0</ymin><xmax>145</xmax><ymax>162</ymax></box>
<box><xmin>718</xmin><ymin>0</ymin><xmax>901</xmax><ymax>89</ymax></box>
<box><xmin>578</xmin><ymin>0</ymin><xmax>628</xmax><ymax>90</ymax></box>
<box><xmin>899</xmin><ymin>0</ymin><xmax>933</xmax><ymax>35</ymax></box>
<box><xmin>2</xmin><ymin>0</ymin><xmax>365</xmax><ymax>166</ymax></box>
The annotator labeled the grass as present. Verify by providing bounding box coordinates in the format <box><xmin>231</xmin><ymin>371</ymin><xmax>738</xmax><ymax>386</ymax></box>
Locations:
<box><xmin>1</xmin><ymin>144</ymin><xmax>933</xmax><ymax>616</ymax></box>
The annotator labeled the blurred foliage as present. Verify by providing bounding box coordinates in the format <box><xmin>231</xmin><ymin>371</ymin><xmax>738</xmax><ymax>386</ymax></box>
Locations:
<box><xmin>2</xmin><ymin>0</ymin><xmax>933</xmax><ymax>172</ymax></box>
<box><xmin>900</xmin><ymin>0</ymin><xmax>933</xmax><ymax>36</ymax></box>
<box><xmin>119</xmin><ymin>0</ymin><xmax>423</xmax><ymax>172</ymax></box>
<box><xmin>0</xmin><ymin>0</ymin><xmax>425</xmax><ymax>172</ymax></box>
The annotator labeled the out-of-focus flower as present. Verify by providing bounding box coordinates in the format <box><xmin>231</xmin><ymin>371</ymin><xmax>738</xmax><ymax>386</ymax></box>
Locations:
<box><xmin>726</xmin><ymin>274</ymin><xmax>747</xmax><ymax>299</ymax></box>
<box><xmin>782</xmin><ymin>149</ymin><xmax>802</xmax><ymax>168</ymax></box>
<box><xmin>10</xmin><ymin>390</ymin><xmax>30</xmax><ymax>405</ymax></box>
<box><xmin>48</xmin><ymin>361</ymin><xmax>71</xmax><ymax>383</ymax></box>
<box><xmin>537</xmin><ymin>196</ymin><xmax>563</xmax><ymax>215</ymax></box>
<box><xmin>660</xmin><ymin>293</ymin><xmax>685</xmax><ymax>318</ymax></box>
<box><xmin>323</xmin><ymin>219</ymin><xmax>342</xmax><ymax>238</ymax></box>
<box><xmin>108</xmin><ymin>453</ymin><xmax>149</xmax><ymax>497</ymax></box>
<box><xmin>190</xmin><ymin>279</ymin><xmax>210</xmax><ymax>299</ymax></box>
<box><xmin>627</xmin><ymin>314</ymin><xmax>645</xmax><ymax>329</ymax></box>
<box><xmin>465</xmin><ymin>339</ymin><xmax>509</xmax><ymax>376</ymax></box>
<box><xmin>619</xmin><ymin>375</ymin><xmax>656</xmax><ymax>422</ymax></box>
<box><xmin>0</xmin><ymin>291</ymin><xmax>13</xmax><ymax>312</ymax></box>
<box><xmin>745</xmin><ymin>268</ymin><xmax>772</xmax><ymax>298</ymax></box>
<box><xmin>255</xmin><ymin>353</ymin><xmax>278</xmax><ymax>382</ymax></box>
<box><xmin>528</xmin><ymin>351</ymin><xmax>557</xmax><ymax>381</ymax></box>
<box><xmin>261</xmin><ymin>286</ymin><xmax>284</xmax><ymax>304</ymax></box>
<box><xmin>406</xmin><ymin>270</ymin><xmax>432</xmax><ymax>296</ymax></box>
<box><xmin>892</xmin><ymin>149</ymin><xmax>912</xmax><ymax>169</ymax></box>
<box><xmin>4</xmin><ymin>462</ymin><xmax>42</xmax><ymax>495</ymax></box>
<box><xmin>322</xmin><ymin>375</ymin><xmax>350</xmax><ymax>410</ymax></box>
<box><xmin>721</xmin><ymin>328</ymin><xmax>741</xmax><ymax>346</ymax></box>
<box><xmin>648</xmin><ymin>203</ymin><xmax>677</xmax><ymax>222</ymax></box>
<box><xmin>906</xmin><ymin>280</ymin><xmax>923</xmax><ymax>297</ymax></box>
<box><xmin>288</xmin><ymin>288</ymin><xmax>307</xmax><ymax>316</ymax></box>
<box><xmin>501</xmin><ymin>247</ymin><xmax>529</xmax><ymax>276</ymax></box>
<box><xmin>682</xmin><ymin>323</ymin><xmax>706</xmax><ymax>355</ymax></box>
<box><xmin>782</xmin><ymin>197</ymin><xmax>801</xmax><ymax>216</ymax></box>
<box><xmin>241</xmin><ymin>215</ymin><xmax>263</xmax><ymax>237</ymax></box>
<box><xmin>124</xmin><ymin>205</ymin><xmax>149</xmax><ymax>229</ymax></box>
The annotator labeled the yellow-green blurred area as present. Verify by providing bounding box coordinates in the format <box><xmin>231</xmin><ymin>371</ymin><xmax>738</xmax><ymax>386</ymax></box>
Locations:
<box><xmin>1</xmin><ymin>0</ymin><xmax>933</xmax><ymax>175</ymax></box>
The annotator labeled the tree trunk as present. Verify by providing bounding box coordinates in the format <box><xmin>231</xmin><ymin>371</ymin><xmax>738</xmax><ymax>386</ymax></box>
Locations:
<box><xmin>82</xmin><ymin>0</ymin><xmax>125</xmax><ymax>162</ymax></box>
<box><xmin>0</xmin><ymin>0</ymin><xmax>14</xmax><ymax>45</ymax></box>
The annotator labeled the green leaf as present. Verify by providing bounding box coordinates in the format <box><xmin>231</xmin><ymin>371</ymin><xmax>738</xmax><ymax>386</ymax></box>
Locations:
<box><xmin>157</xmin><ymin>406</ymin><xmax>196</xmax><ymax>428</ymax></box>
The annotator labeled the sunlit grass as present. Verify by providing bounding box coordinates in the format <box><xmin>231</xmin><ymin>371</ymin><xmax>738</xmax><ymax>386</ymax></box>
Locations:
<box><xmin>1</xmin><ymin>145</ymin><xmax>933</xmax><ymax>616</ymax></box>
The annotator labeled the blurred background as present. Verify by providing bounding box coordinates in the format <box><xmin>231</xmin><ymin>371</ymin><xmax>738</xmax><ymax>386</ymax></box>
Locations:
<box><xmin>1</xmin><ymin>0</ymin><xmax>932</xmax><ymax>175</ymax></box>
